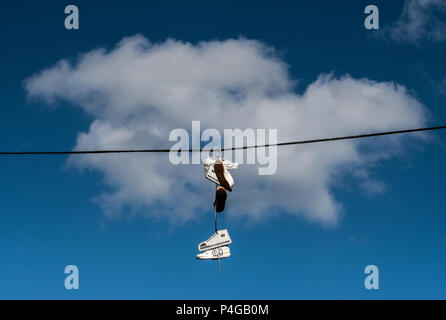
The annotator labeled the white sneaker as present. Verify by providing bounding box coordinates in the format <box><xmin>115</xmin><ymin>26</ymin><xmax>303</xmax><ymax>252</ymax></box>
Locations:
<box><xmin>198</xmin><ymin>229</ymin><xmax>232</xmax><ymax>252</ymax></box>
<box><xmin>204</xmin><ymin>158</ymin><xmax>236</xmax><ymax>191</ymax></box>
<box><xmin>204</xmin><ymin>157</ymin><xmax>238</xmax><ymax>171</ymax></box>
<box><xmin>196</xmin><ymin>246</ymin><xmax>231</xmax><ymax>260</ymax></box>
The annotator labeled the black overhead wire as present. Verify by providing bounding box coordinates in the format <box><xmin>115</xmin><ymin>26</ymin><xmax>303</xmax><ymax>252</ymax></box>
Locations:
<box><xmin>0</xmin><ymin>125</ymin><xmax>445</xmax><ymax>155</ymax></box>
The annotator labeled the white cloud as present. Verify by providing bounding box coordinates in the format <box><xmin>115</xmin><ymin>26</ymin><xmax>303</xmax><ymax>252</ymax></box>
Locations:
<box><xmin>387</xmin><ymin>0</ymin><xmax>446</xmax><ymax>44</ymax></box>
<box><xmin>24</xmin><ymin>35</ymin><xmax>428</xmax><ymax>226</ymax></box>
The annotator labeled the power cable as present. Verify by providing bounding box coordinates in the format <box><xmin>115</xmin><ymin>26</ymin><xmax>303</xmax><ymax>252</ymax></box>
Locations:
<box><xmin>0</xmin><ymin>125</ymin><xmax>445</xmax><ymax>155</ymax></box>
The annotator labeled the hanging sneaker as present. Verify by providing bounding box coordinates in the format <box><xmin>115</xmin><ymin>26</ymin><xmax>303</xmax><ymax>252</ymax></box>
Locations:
<box><xmin>204</xmin><ymin>156</ymin><xmax>237</xmax><ymax>191</ymax></box>
<box><xmin>205</xmin><ymin>165</ymin><xmax>220</xmax><ymax>185</ymax></box>
<box><xmin>213</xmin><ymin>159</ymin><xmax>233</xmax><ymax>191</ymax></box>
<box><xmin>214</xmin><ymin>186</ymin><xmax>227</xmax><ymax>213</ymax></box>
<box><xmin>204</xmin><ymin>157</ymin><xmax>238</xmax><ymax>171</ymax></box>
<box><xmin>198</xmin><ymin>229</ymin><xmax>232</xmax><ymax>252</ymax></box>
<box><xmin>196</xmin><ymin>246</ymin><xmax>231</xmax><ymax>260</ymax></box>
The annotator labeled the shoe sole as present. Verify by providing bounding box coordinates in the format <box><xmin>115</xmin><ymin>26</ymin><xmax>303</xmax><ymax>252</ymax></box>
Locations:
<box><xmin>214</xmin><ymin>161</ymin><xmax>232</xmax><ymax>192</ymax></box>
<box><xmin>196</xmin><ymin>246</ymin><xmax>231</xmax><ymax>260</ymax></box>
<box><xmin>214</xmin><ymin>186</ymin><xmax>227</xmax><ymax>213</ymax></box>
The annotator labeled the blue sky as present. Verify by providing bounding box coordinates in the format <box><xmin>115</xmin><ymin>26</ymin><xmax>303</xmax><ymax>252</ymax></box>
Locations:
<box><xmin>0</xmin><ymin>0</ymin><xmax>446</xmax><ymax>299</ymax></box>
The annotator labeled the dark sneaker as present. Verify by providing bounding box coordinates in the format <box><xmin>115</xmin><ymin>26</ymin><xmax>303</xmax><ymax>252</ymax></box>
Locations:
<box><xmin>214</xmin><ymin>186</ymin><xmax>227</xmax><ymax>213</ymax></box>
